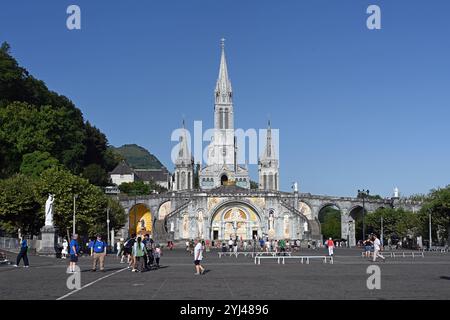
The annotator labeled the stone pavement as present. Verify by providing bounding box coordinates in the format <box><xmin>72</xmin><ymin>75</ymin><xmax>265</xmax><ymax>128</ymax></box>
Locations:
<box><xmin>1</xmin><ymin>248</ymin><xmax>449</xmax><ymax>300</ymax></box>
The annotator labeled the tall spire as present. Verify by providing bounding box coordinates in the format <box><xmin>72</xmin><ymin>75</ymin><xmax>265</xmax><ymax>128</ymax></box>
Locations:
<box><xmin>215</xmin><ymin>38</ymin><xmax>232</xmax><ymax>104</ymax></box>
<box><xmin>176</xmin><ymin>120</ymin><xmax>191</xmax><ymax>164</ymax></box>
<box><xmin>262</xmin><ymin>120</ymin><xmax>275</xmax><ymax>160</ymax></box>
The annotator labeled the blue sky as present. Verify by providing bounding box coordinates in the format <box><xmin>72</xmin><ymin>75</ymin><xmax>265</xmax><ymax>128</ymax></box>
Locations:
<box><xmin>1</xmin><ymin>0</ymin><xmax>449</xmax><ymax>197</ymax></box>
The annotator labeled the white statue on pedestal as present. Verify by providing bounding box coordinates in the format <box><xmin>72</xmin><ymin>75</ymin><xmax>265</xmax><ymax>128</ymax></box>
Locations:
<box><xmin>45</xmin><ymin>194</ymin><xmax>55</xmax><ymax>227</ymax></box>
<box><xmin>293</xmin><ymin>182</ymin><xmax>298</xmax><ymax>192</ymax></box>
<box><xmin>197</xmin><ymin>211</ymin><xmax>204</xmax><ymax>238</ymax></box>
<box><xmin>268</xmin><ymin>212</ymin><xmax>274</xmax><ymax>230</ymax></box>
<box><xmin>303</xmin><ymin>221</ymin><xmax>308</xmax><ymax>232</ymax></box>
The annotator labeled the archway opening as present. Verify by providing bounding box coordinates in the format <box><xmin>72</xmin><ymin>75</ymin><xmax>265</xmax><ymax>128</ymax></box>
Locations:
<box><xmin>211</xmin><ymin>203</ymin><xmax>261</xmax><ymax>240</ymax></box>
<box><xmin>220</xmin><ymin>174</ymin><xmax>228</xmax><ymax>185</ymax></box>
<box><xmin>318</xmin><ymin>205</ymin><xmax>342</xmax><ymax>241</ymax></box>
<box><xmin>349</xmin><ymin>206</ymin><xmax>369</xmax><ymax>242</ymax></box>
<box><xmin>129</xmin><ymin>204</ymin><xmax>153</xmax><ymax>237</ymax></box>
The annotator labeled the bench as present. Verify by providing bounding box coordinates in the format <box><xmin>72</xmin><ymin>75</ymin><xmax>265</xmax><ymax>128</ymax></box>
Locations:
<box><xmin>218</xmin><ymin>251</ymin><xmax>255</xmax><ymax>258</ymax></box>
<box><xmin>255</xmin><ymin>251</ymin><xmax>292</xmax><ymax>257</ymax></box>
<box><xmin>254</xmin><ymin>255</ymin><xmax>332</xmax><ymax>265</ymax></box>
<box><xmin>361</xmin><ymin>251</ymin><xmax>424</xmax><ymax>258</ymax></box>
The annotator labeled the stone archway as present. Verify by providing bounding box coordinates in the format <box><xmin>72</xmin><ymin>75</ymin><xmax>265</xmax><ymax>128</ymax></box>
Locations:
<box><xmin>318</xmin><ymin>204</ymin><xmax>342</xmax><ymax>241</ymax></box>
<box><xmin>220</xmin><ymin>174</ymin><xmax>228</xmax><ymax>185</ymax></box>
<box><xmin>349</xmin><ymin>205</ymin><xmax>366</xmax><ymax>242</ymax></box>
<box><xmin>129</xmin><ymin>203</ymin><xmax>153</xmax><ymax>237</ymax></box>
<box><xmin>210</xmin><ymin>201</ymin><xmax>262</xmax><ymax>240</ymax></box>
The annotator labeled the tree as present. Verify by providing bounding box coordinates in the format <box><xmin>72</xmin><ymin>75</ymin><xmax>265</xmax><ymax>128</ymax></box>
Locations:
<box><xmin>319</xmin><ymin>207</ymin><xmax>341</xmax><ymax>240</ymax></box>
<box><xmin>419</xmin><ymin>186</ymin><xmax>450</xmax><ymax>245</ymax></box>
<box><xmin>119</xmin><ymin>181</ymin><xmax>151</xmax><ymax>196</ymax></box>
<box><xmin>0</xmin><ymin>174</ymin><xmax>41</xmax><ymax>236</ymax></box>
<box><xmin>250</xmin><ymin>180</ymin><xmax>258</xmax><ymax>190</ymax></box>
<box><xmin>82</xmin><ymin>163</ymin><xmax>109</xmax><ymax>186</ymax></box>
<box><xmin>365</xmin><ymin>207</ymin><xmax>420</xmax><ymax>241</ymax></box>
<box><xmin>34</xmin><ymin>167</ymin><xmax>125</xmax><ymax>237</ymax></box>
<box><xmin>20</xmin><ymin>151</ymin><xmax>60</xmax><ymax>177</ymax></box>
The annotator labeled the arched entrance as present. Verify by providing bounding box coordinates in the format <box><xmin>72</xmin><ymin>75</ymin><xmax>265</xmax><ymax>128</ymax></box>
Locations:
<box><xmin>129</xmin><ymin>204</ymin><xmax>153</xmax><ymax>236</ymax></box>
<box><xmin>210</xmin><ymin>202</ymin><xmax>262</xmax><ymax>240</ymax></box>
<box><xmin>220</xmin><ymin>174</ymin><xmax>228</xmax><ymax>185</ymax></box>
<box><xmin>318</xmin><ymin>204</ymin><xmax>342</xmax><ymax>241</ymax></box>
<box><xmin>349</xmin><ymin>205</ymin><xmax>368</xmax><ymax>241</ymax></box>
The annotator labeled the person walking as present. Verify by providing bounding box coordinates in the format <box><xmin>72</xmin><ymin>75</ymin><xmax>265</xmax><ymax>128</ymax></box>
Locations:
<box><xmin>326</xmin><ymin>237</ymin><xmax>335</xmax><ymax>256</ymax></box>
<box><xmin>372</xmin><ymin>234</ymin><xmax>386</xmax><ymax>262</ymax></box>
<box><xmin>91</xmin><ymin>235</ymin><xmax>107</xmax><ymax>272</ymax></box>
<box><xmin>154</xmin><ymin>244</ymin><xmax>162</xmax><ymax>268</ymax></box>
<box><xmin>124</xmin><ymin>234</ymin><xmax>136</xmax><ymax>269</ymax></box>
<box><xmin>132</xmin><ymin>236</ymin><xmax>147</xmax><ymax>272</ymax></box>
<box><xmin>228</xmin><ymin>238</ymin><xmax>234</xmax><ymax>252</ymax></box>
<box><xmin>69</xmin><ymin>234</ymin><xmax>79</xmax><ymax>273</ymax></box>
<box><xmin>116</xmin><ymin>238</ymin><xmax>124</xmax><ymax>262</ymax></box>
<box><xmin>15</xmin><ymin>237</ymin><xmax>29</xmax><ymax>268</ymax></box>
<box><xmin>194</xmin><ymin>239</ymin><xmax>205</xmax><ymax>275</ymax></box>
<box><xmin>61</xmin><ymin>238</ymin><xmax>68</xmax><ymax>259</ymax></box>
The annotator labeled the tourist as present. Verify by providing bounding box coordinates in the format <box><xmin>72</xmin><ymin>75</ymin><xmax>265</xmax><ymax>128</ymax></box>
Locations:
<box><xmin>372</xmin><ymin>234</ymin><xmax>385</xmax><ymax>262</ymax></box>
<box><xmin>233</xmin><ymin>238</ymin><xmax>238</xmax><ymax>254</ymax></box>
<box><xmin>61</xmin><ymin>238</ymin><xmax>68</xmax><ymax>259</ymax></box>
<box><xmin>88</xmin><ymin>236</ymin><xmax>95</xmax><ymax>256</ymax></box>
<box><xmin>205</xmin><ymin>239</ymin><xmax>210</xmax><ymax>252</ymax></box>
<box><xmin>326</xmin><ymin>237</ymin><xmax>334</xmax><ymax>256</ymax></box>
<box><xmin>221</xmin><ymin>241</ymin><xmax>227</xmax><ymax>252</ymax></box>
<box><xmin>185</xmin><ymin>240</ymin><xmax>190</xmax><ymax>253</ymax></box>
<box><xmin>259</xmin><ymin>238</ymin><xmax>265</xmax><ymax>251</ymax></box>
<box><xmin>243</xmin><ymin>240</ymin><xmax>248</xmax><ymax>251</ymax></box>
<box><xmin>154</xmin><ymin>243</ymin><xmax>162</xmax><ymax>268</ymax></box>
<box><xmin>363</xmin><ymin>237</ymin><xmax>372</xmax><ymax>258</ymax></box>
<box><xmin>279</xmin><ymin>239</ymin><xmax>286</xmax><ymax>255</ymax></box>
<box><xmin>91</xmin><ymin>235</ymin><xmax>107</xmax><ymax>272</ymax></box>
<box><xmin>194</xmin><ymin>239</ymin><xmax>205</xmax><ymax>275</ymax></box>
<box><xmin>69</xmin><ymin>234</ymin><xmax>79</xmax><ymax>273</ymax></box>
<box><xmin>189</xmin><ymin>239</ymin><xmax>195</xmax><ymax>255</ymax></box>
<box><xmin>228</xmin><ymin>238</ymin><xmax>234</xmax><ymax>252</ymax></box>
<box><xmin>116</xmin><ymin>238</ymin><xmax>124</xmax><ymax>262</ymax></box>
<box><xmin>143</xmin><ymin>234</ymin><xmax>151</xmax><ymax>270</ymax></box>
<box><xmin>132</xmin><ymin>236</ymin><xmax>147</xmax><ymax>272</ymax></box>
<box><xmin>124</xmin><ymin>234</ymin><xmax>136</xmax><ymax>269</ymax></box>
<box><xmin>15</xmin><ymin>237</ymin><xmax>29</xmax><ymax>268</ymax></box>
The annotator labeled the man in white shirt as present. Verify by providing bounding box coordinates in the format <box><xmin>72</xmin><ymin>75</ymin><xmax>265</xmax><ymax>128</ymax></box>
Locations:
<box><xmin>194</xmin><ymin>239</ymin><xmax>205</xmax><ymax>275</ymax></box>
<box><xmin>373</xmin><ymin>235</ymin><xmax>385</xmax><ymax>262</ymax></box>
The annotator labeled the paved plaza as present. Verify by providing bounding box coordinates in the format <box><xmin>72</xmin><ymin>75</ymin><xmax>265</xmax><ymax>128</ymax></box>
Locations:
<box><xmin>1</xmin><ymin>248</ymin><xmax>449</xmax><ymax>300</ymax></box>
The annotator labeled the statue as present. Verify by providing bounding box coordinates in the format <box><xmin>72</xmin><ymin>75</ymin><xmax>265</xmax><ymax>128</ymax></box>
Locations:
<box><xmin>170</xmin><ymin>221</ymin><xmax>175</xmax><ymax>233</ymax></box>
<box><xmin>293</xmin><ymin>182</ymin><xmax>298</xmax><ymax>192</ymax></box>
<box><xmin>197</xmin><ymin>211</ymin><xmax>204</xmax><ymax>238</ymax></box>
<box><xmin>44</xmin><ymin>194</ymin><xmax>55</xmax><ymax>227</ymax></box>
<box><xmin>303</xmin><ymin>221</ymin><xmax>308</xmax><ymax>232</ymax></box>
<box><xmin>268</xmin><ymin>212</ymin><xmax>274</xmax><ymax>230</ymax></box>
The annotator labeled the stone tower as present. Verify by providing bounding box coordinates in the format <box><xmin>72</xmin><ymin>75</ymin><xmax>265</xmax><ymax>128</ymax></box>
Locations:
<box><xmin>258</xmin><ymin>121</ymin><xmax>279</xmax><ymax>190</ymax></box>
<box><xmin>173</xmin><ymin>120</ymin><xmax>194</xmax><ymax>191</ymax></box>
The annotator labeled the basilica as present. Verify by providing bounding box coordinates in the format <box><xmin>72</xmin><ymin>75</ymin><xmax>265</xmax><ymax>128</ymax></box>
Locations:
<box><xmin>118</xmin><ymin>41</ymin><xmax>420</xmax><ymax>244</ymax></box>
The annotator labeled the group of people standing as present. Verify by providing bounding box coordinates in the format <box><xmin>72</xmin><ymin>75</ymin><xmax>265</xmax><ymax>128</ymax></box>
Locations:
<box><xmin>363</xmin><ymin>234</ymin><xmax>386</xmax><ymax>262</ymax></box>
<box><xmin>117</xmin><ymin>234</ymin><xmax>162</xmax><ymax>272</ymax></box>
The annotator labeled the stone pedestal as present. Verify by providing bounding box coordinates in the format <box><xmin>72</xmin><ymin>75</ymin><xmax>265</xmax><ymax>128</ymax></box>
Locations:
<box><xmin>37</xmin><ymin>225</ymin><xmax>58</xmax><ymax>257</ymax></box>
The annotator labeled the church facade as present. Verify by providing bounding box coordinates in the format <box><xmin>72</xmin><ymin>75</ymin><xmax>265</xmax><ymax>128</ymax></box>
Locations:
<box><xmin>118</xmin><ymin>41</ymin><xmax>421</xmax><ymax>244</ymax></box>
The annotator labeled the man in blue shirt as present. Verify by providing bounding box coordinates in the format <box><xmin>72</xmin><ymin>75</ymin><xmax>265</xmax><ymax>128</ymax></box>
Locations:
<box><xmin>91</xmin><ymin>235</ymin><xmax>107</xmax><ymax>272</ymax></box>
<box><xmin>15</xmin><ymin>238</ymin><xmax>29</xmax><ymax>267</ymax></box>
<box><xmin>69</xmin><ymin>234</ymin><xmax>79</xmax><ymax>273</ymax></box>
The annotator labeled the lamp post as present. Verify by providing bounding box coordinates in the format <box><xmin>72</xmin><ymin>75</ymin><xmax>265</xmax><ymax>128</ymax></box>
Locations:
<box><xmin>380</xmin><ymin>216</ymin><xmax>384</xmax><ymax>247</ymax></box>
<box><xmin>72</xmin><ymin>194</ymin><xmax>78</xmax><ymax>235</ymax></box>
<box><xmin>358</xmin><ymin>189</ymin><xmax>369</xmax><ymax>241</ymax></box>
<box><xmin>106</xmin><ymin>207</ymin><xmax>110</xmax><ymax>248</ymax></box>
<box><xmin>428</xmin><ymin>209</ymin><xmax>432</xmax><ymax>250</ymax></box>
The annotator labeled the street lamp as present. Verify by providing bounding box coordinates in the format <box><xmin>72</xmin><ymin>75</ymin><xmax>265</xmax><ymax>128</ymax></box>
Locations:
<box><xmin>358</xmin><ymin>189</ymin><xmax>369</xmax><ymax>241</ymax></box>
<box><xmin>428</xmin><ymin>209</ymin><xmax>432</xmax><ymax>250</ymax></box>
<box><xmin>106</xmin><ymin>207</ymin><xmax>110</xmax><ymax>247</ymax></box>
<box><xmin>73</xmin><ymin>194</ymin><xmax>78</xmax><ymax>235</ymax></box>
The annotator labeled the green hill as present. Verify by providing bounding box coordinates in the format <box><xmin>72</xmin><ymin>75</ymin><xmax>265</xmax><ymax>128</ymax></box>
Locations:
<box><xmin>111</xmin><ymin>144</ymin><xmax>164</xmax><ymax>169</ymax></box>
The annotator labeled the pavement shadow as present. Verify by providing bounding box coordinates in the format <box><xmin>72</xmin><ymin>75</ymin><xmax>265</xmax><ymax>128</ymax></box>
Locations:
<box><xmin>440</xmin><ymin>276</ymin><xmax>450</xmax><ymax>280</ymax></box>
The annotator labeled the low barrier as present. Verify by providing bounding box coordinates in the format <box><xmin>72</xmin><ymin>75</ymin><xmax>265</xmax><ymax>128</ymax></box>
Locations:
<box><xmin>361</xmin><ymin>251</ymin><xmax>424</xmax><ymax>258</ymax></box>
<box><xmin>254</xmin><ymin>255</ymin><xmax>333</xmax><ymax>265</ymax></box>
